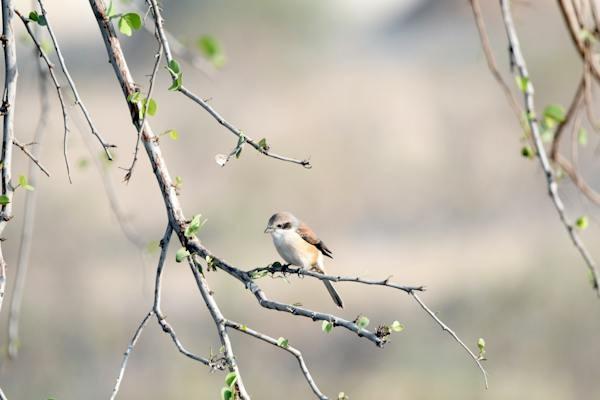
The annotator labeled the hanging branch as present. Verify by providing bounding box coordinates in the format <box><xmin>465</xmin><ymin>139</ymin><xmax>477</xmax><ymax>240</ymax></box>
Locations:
<box><xmin>497</xmin><ymin>0</ymin><xmax>600</xmax><ymax>294</ymax></box>
<box><xmin>145</xmin><ymin>0</ymin><xmax>311</xmax><ymax>169</ymax></box>
<box><xmin>36</xmin><ymin>0</ymin><xmax>116</xmax><ymax>164</ymax></box>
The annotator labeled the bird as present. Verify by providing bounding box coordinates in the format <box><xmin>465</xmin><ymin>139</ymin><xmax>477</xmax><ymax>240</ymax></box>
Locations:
<box><xmin>264</xmin><ymin>212</ymin><xmax>344</xmax><ymax>308</ymax></box>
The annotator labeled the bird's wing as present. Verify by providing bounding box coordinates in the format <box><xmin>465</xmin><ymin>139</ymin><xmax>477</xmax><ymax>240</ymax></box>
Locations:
<box><xmin>297</xmin><ymin>222</ymin><xmax>333</xmax><ymax>258</ymax></box>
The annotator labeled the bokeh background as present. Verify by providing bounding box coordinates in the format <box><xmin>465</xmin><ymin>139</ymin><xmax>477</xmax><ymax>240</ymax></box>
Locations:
<box><xmin>1</xmin><ymin>0</ymin><xmax>599</xmax><ymax>398</ymax></box>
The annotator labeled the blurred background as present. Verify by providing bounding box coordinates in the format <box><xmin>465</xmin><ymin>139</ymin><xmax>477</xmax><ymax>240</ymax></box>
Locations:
<box><xmin>1</xmin><ymin>0</ymin><xmax>599</xmax><ymax>398</ymax></box>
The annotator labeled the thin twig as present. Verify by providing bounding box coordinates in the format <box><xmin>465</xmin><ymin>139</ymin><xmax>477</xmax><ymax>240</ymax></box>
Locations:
<box><xmin>36</xmin><ymin>0</ymin><xmax>115</xmax><ymax>161</ymax></box>
<box><xmin>123</xmin><ymin>38</ymin><xmax>162</xmax><ymax>183</ymax></box>
<box><xmin>109</xmin><ymin>311</ymin><xmax>153</xmax><ymax>400</ymax></box>
<box><xmin>12</xmin><ymin>139</ymin><xmax>50</xmax><ymax>177</ymax></box>
<box><xmin>15</xmin><ymin>9</ymin><xmax>71</xmax><ymax>182</ymax></box>
<box><xmin>146</xmin><ymin>0</ymin><xmax>311</xmax><ymax>169</ymax></box>
<box><xmin>500</xmin><ymin>0</ymin><xmax>600</xmax><ymax>294</ymax></box>
<box><xmin>7</xmin><ymin>41</ymin><xmax>50</xmax><ymax>359</ymax></box>
<box><xmin>226</xmin><ymin>320</ymin><xmax>327</xmax><ymax>400</ymax></box>
<box><xmin>469</xmin><ymin>0</ymin><xmax>522</xmax><ymax>121</ymax></box>
<box><xmin>411</xmin><ymin>292</ymin><xmax>488</xmax><ymax>389</ymax></box>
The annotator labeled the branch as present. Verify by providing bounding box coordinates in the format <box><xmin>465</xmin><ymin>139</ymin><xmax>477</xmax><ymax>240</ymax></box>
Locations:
<box><xmin>15</xmin><ymin>8</ymin><xmax>72</xmax><ymax>182</ymax></box>
<box><xmin>225</xmin><ymin>320</ymin><xmax>327</xmax><ymax>400</ymax></box>
<box><xmin>499</xmin><ymin>0</ymin><xmax>600</xmax><ymax>294</ymax></box>
<box><xmin>12</xmin><ymin>139</ymin><xmax>49</xmax><ymax>177</ymax></box>
<box><xmin>36</xmin><ymin>0</ymin><xmax>116</xmax><ymax>162</ymax></box>
<box><xmin>7</xmin><ymin>38</ymin><xmax>50</xmax><ymax>359</ymax></box>
<box><xmin>146</xmin><ymin>0</ymin><xmax>311</xmax><ymax>169</ymax></box>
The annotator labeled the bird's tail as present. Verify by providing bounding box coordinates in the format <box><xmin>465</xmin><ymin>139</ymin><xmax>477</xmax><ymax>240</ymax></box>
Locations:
<box><xmin>323</xmin><ymin>280</ymin><xmax>344</xmax><ymax>309</ymax></box>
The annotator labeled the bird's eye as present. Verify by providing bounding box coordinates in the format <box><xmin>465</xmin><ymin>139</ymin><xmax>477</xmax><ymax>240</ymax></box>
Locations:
<box><xmin>276</xmin><ymin>224</ymin><xmax>282</xmax><ymax>228</ymax></box>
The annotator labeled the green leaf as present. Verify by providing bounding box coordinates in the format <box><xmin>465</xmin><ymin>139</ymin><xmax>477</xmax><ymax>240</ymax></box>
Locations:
<box><xmin>122</xmin><ymin>12</ymin><xmax>142</xmax><ymax>29</ymax></box>
<box><xmin>197</xmin><ymin>35</ymin><xmax>226</xmax><ymax>68</ymax></box>
<box><xmin>477</xmin><ymin>337</ymin><xmax>486</xmax><ymax>359</ymax></box>
<box><xmin>576</xmin><ymin>216</ymin><xmax>589</xmax><ymax>230</ymax></box>
<box><xmin>515</xmin><ymin>76</ymin><xmax>529</xmax><ymax>93</ymax></box>
<box><xmin>224</xmin><ymin>371</ymin><xmax>237</xmax><ymax>387</ymax></box>
<box><xmin>18</xmin><ymin>175</ymin><xmax>27</xmax><ymax>187</ymax></box>
<box><xmin>145</xmin><ymin>98</ymin><xmax>157</xmax><ymax>116</ymax></box>
<box><xmin>543</xmin><ymin>104</ymin><xmax>566</xmax><ymax>124</ymax></box>
<box><xmin>220</xmin><ymin>387</ymin><xmax>233</xmax><ymax>400</ymax></box>
<box><xmin>107</xmin><ymin>0</ymin><xmax>116</xmax><ymax>18</ymax></box>
<box><xmin>163</xmin><ymin>129</ymin><xmax>179</xmax><ymax>140</ymax></box>
<box><xmin>185</xmin><ymin>214</ymin><xmax>206</xmax><ymax>237</ymax></box>
<box><xmin>118</xmin><ymin>16</ymin><xmax>133</xmax><ymax>36</ymax></box>
<box><xmin>175</xmin><ymin>247</ymin><xmax>190</xmax><ymax>262</ymax></box>
<box><xmin>28</xmin><ymin>11</ymin><xmax>47</xmax><ymax>26</ymax></box>
<box><xmin>0</xmin><ymin>195</ymin><xmax>9</xmax><ymax>205</ymax></box>
<box><xmin>390</xmin><ymin>320</ymin><xmax>404</xmax><ymax>332</ymax></box>
<box><xmin>521</xmin><ymin>145</ymin><xmax>534</xmax><ymax>159</ymax></box>
<box><xmin>168</xmin><ymin>74</ymin><xmax>182</xmax><ymax>91</ymax></box>
<box><xmin>257</xmin><ymin>138</ymin><xmax>269</xmax><ymax>151</ymax></box>
<box><xmin>355</xmin><ymin>315</ymin><xmax>369</xmax><ymax>329</ymax></box>
<box><xmin>174</xmin><ymin>176</ymin><xmax>183</xmax><ymax>187</ymax></box>
<box><xmin>167</xmin><ymin>59</ymin><xmax>181</xmax><ymax>75</ymax></box>
<box><xmin>579</xmin><ymin>28</ymin><xmax>597</xmax><ymax>44</ymax></box>
<box><xmin>23</xmin><ymin>185</ymin><xmax>35</xmax><ymax>192</ymax></box>
<box><xmin>28</xmin><ymin>11</ymin><xmax>39</xmax><ymax>22</ymax></box>
<box><xmin>276</xmin><ymin>337</ymin><xmax>289</xmax><ymax>348</ymax></box>
<box><xmin>322</xmin><ymin>320</ymin><xmax>333</xmax><ymax>333</ymax></box>
<box><xmin>578</xmin><ymin>127</ymin><xmax>588</xmax><ymax>146</ymax></box>
<box><xmin>250</xmin><ymin>269</ymin><xmax>269</xmax><ymax>280</ymax></box>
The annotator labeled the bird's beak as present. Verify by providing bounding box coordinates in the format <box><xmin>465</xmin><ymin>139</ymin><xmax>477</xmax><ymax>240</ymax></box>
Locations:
<box><xmin>264</xmin><ymin>226</ymin><xmax>273</xmax><ymax>233</ymax></box>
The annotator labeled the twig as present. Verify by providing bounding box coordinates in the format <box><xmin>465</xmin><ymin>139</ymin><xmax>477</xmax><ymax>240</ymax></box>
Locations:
<box><xmin>226</xmin><ymin>320</ymin><xmax>327</xmax><ymax>400</ymax></box>
<box><xmin>109</xmin><ymin>311</ymin><xmax>153</xmax><ymax>400</ymax></box>
<box><xmin>500</xmin><ymin>0</ymin><xmax>600</xmax><ymax>294</ymax></box>
<box><xmin>550</xmin><ymin>76</ymin><xmax>585</xmax><ymax>161</ymax></box>
<box><xmin>36</xmin><ymin>0</ymin><xmax>115</xmax><ymax>161</ymax></box>
<box><xmin>411</xmin><ymin>292</ymin><xmax>488</xmax><ymax>389</ymax></box>
<box><xmin>188</xmin><ymin>259</ymin><xmax>250</xmax><ymax>399</ymax></box>
<box><xmin>146</xmin><ymin>0</ymin><xmax>311</xmax><ymax>169</ymax></box>
<box><xmin>7</xmin><ymin>41</ymin><xmax>50</xmax><ymax>359</ymax></box>
<box><xmin>12</xmin><ymin>139</ymin><xmax>49</xmax><ymax>177</ymax></box>
<box><xmin>15</xmin><ymin>8</ymin><xmax>72</xmax><ymax>182</ymax></box>
<box><xmin>468</xmin><ymin>0</ymin><xmax>522</xmax><ymax>121</ymax></box>
<box><xmin>123</xmin><ymin>38</ymin><xmax>162</xmax><ymax>183</ymax></box>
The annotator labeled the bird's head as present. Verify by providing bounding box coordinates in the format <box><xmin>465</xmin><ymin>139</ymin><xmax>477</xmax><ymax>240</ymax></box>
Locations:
<box><xmin>264</xmin><ymin>212</ymin><xmax>299</xmax><ymax>235</ymax></box>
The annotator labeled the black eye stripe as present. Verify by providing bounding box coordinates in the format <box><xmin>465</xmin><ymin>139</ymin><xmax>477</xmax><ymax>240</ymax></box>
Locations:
<box><xmin>282</xmin><ymin>222</ymin><xmax>291</xmax><ymax>229</ymax></box>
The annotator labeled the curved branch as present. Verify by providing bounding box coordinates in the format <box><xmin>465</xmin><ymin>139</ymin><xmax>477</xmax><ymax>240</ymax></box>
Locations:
<box><xmin>500</xmin><ymin>0</ymin><xmax>600</xmax><ymax>294</ymax></box>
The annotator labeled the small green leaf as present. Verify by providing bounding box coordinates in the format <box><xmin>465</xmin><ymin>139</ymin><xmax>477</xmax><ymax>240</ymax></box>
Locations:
<box><xmin>220</xmin><ymin>387</ymin><xmax>233</xmax><ymax>400</ymax></box>
<box><xmin>338</xmin><ymin>392</ymin><xmax>349</xmax><ymax>400</ymax></box>
<box><xmin>390</xmin><ymin>320</ymin><xmax>404</xmax><ymax>332</ymax></box>
<box><xmin>175</xmin><ymin>247</ymin><xmax>190</xmax><ymax>262</ymax></box>
<box><xmin>224</xmin><ymin>371</ymin><xmax>237</xmax><ymax>387</ymax></box>
<box><xmin>185</xmin><ymin>214</ymin><xmax>206</xmax><ymax>237</ymax></box>
<box><xmin>197</xmin><ymin>35</ymin><xmax>226</xmax><ymax>68</ymax></box>
<box><xmin>322</xmin><ymin>320</ymin><xmax>333</xmax><ymax>333</ymax></box>
<box><xmin>276</xmin><ymin>337</ymin><xmax>289</xmax><ymax>348</ymax></box>
<box><xmin>28</xmin><ymin>10</ymin><xmax>47</xmax><ymax>26</ymax></box>
<box><xmin>28</xmin><ymin>11</ymin><xmax>39</xmax><ymax>21</ymax></box>
<box><xmin>163</xmin><ymin>129</ymin><xmax>179</xmax><ymax>140</ymax></box>
<box><xmin>122</xmin><ymin>12</ymin><xmax>142</xmax><ymax>30</ymax></box>
<box><xmin>118</xmin><ymin>16</ymin><xmax>133</xmax><ymax>36</ymax></box>
<box><xmin>174</xmin><ymin>176</ymin><xmax>183</xmax><ymax>187</ymax></box>
<box><xmin>579</xmin><ymin>28</ymin><xmax>597</xmax><ymax>44</ymax></box>
<box><xmin>257</xmin><ymin>138</ymin><xmax>269</xmax><ymax>151</ymax></box>
<box><xmin>167</xmin><ymin>60</ymin><xmax>183</xmax><ymax>91</ymax></box>
<box><xmin>0</xmin><ymin>195</ymin><xmax>9</xmax><ymax>205</ymax></box>
<box><xmin>521</xmin><ymin>145</ymin><xmax>534</xmax><ymax>159</ymax></box>
<box><xmin>515</xmin><ymin>76</ymin><xmax>529</xmax><ymax>93</ymax></box>
<box><xmin>107</xmin><ymin>0</ymin><xmax>116</xmax><ymax>18</ymax></box>
<box><xmin>23</xmin><ymin>185</ymin><xmax>35</xmax><ymax>192</ymax></box>
<box><xmin>355</xmin><ymin>315</ymin><xmax>369</xmax><ymax>329</ymax></box>
<box><xmin>578</xmin><ymin>127</ymin><xmax>588</xmax><ymax>146</ymax></box>
<box><xmin>167</xmin><ymin>59</ymin><xmax>181</xmax><ymax>75</ymax></box>
<box><xmin>145</xmin><ymin>98</ymin><xmax>157</xmax><ymax>116</ymax></box>
<box><xmin>18</xmin><ymin>175</ymin><xmax>27</xmax><ymax>187</ymax></box>
<box><xmin>543</xmin><ymin>104</ymin><xmax>566</xmax><ymax>123</ymax></box>
<box><xmin>250</xmin><ymin>269</ymin><xmax>269</xmax><ymax>279</ymax></box>
<box><xmin>576</xmin><ymin>216</ymin><xmax>589</xmax><ymax>230</ymax></box>
<box><xmin>477</xmin><ymin>337</ymin><xmax>486</xmax><ymax>359</ymax></box>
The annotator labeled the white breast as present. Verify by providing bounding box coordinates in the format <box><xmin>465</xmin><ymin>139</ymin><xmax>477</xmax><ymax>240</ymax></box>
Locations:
<box><xmin>271</xmin><ymin>229</ymin><xmax>322</xmax><ymax>269</ymax></box>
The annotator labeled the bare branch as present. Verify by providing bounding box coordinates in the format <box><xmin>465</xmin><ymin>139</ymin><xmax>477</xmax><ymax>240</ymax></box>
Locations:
<box><xmin>146</xmin><ymin>0</ymin><xmax>311</xmax><ymax>169</ymax></box>
<box><xmin>226</xmin><ymin>320</ymin><xmax>327</xmax><ymax>400</ymax></box>
<box><xmin>500</xmin><ymin>0</ymin><xmax>600</xmax><ymax>294</ymax></box>
<box><xmin>7</xmin><ymin>41</ymin><xmax>50</xmax><ymax>359</ymax></box>
<box><xmin>15</xmin><ymin>8</ymin><xmax>72</xmax><ymax>182</ymax></box>
<box><xmin>36</xmin><ymin>0</ymin><xmax>116</xmax><ymax>161</ymax></box>
<box><xmin>109</xmin><ymin>311</ymin><xmax>153</xmax><ymax>400</ymax></box>
<box><xmin>12</xmin><ymin>139</ymin><xmax>49</xmax><ymax>177</ymax></box>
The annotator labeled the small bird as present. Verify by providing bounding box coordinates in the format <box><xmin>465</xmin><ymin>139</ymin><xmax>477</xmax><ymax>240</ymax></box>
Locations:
<box><xmin>264</xmin><ymin>212</ymin><xmax>344</xmax><ymax>308</ymax></box>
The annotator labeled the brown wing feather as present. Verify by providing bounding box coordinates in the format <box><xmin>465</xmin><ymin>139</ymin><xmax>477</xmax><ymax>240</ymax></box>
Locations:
<box><xmin>297</xmin><ymin>222</ymin><xmax>333</xmax><ymax>259</ymax></box>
